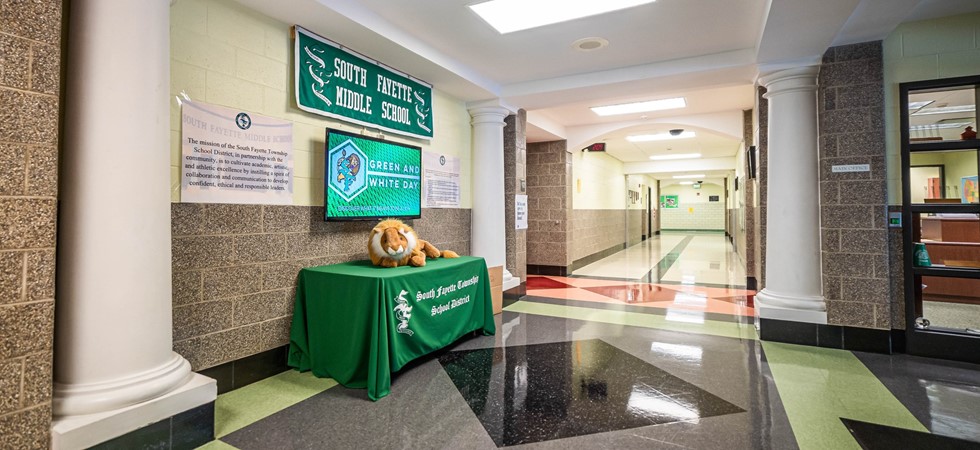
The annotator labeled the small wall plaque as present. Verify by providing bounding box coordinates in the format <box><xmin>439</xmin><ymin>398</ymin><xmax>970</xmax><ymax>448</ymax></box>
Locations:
<box><xmin>831</xmin><ymin>164</ymin><xmax>870</xmax><ymax>173</ymax></box>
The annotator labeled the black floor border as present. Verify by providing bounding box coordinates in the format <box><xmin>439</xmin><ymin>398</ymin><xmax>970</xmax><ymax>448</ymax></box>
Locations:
<box><xmin>759</xmin><ymin>318</ymin><xmax>903</xmax><ymax>354</ymax></box>
<box><xmin>521</xmin><ymin>295</ymin><xmax>756</xmax><ymax>324</ymax></box>
<box><xmin>841</xmin><ymin>417</ymin><xmax>980</xmax><ymax>449</ymax></box>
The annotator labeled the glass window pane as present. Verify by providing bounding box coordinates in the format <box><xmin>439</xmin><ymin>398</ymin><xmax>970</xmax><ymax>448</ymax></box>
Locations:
<box><xmin>908</xmin><ymin>87</ymin><xmax>977</xmax><ymax>144</ymax></box>
<box><xmin>910</xmin><ymin>149</ymin><xmax>978</xmax><ymax>204</ymax></box>
<box><xmin>915</xmin><ymin>212</ymin><xmax>980</xmax><ymax>269</ymax></box>
<box><xmin>920</xmin><ymin>275</ymin><xmax>980</xmax><ymax>333</ymax></box>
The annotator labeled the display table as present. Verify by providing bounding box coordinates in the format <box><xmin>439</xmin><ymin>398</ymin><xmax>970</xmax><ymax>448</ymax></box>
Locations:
<box><xmin>288</xmin><ymin>256</ymin><xmax>495</xmax><ymax>400</ymax></box>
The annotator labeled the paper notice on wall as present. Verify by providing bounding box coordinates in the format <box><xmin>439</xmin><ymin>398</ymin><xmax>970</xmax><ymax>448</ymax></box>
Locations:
<box><xmin>422</xmin><ymin>151</ymin><xmax>460</xmax><ymax>208</ymax></box>
<box><xmin>180</xmin><ymin>100</ymin><xmax>293</xmax><ymax>205</ymax></box>
<box><xmin>515</xmin><ymin>195</ymin><xmax>528</xmax><ymax>230</ymax></box>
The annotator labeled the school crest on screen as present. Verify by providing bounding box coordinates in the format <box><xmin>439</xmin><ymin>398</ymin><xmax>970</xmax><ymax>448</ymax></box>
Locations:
<box><xmin>328</xmin><ymin>139</ymin><xmax>369</xmax><ymax>201</ymax></box>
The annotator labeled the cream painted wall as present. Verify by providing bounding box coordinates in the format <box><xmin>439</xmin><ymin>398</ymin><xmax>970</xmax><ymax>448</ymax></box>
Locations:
<box><xmin>169</xmin><ymin>0</ymin><xmax>474</xmax><ymax>206</ymax></box>
<box><xmin>883</xmin><ymin>12</ymin><xmax>980</xmax><ymax>204</ymax></box>
<box><xmin>661</xmin><ymin>182</ymin><xmax>725</xmax><ymax>204</ymax></box>
<box><xmin>572</xmin><ymin>150</ymin><xmax>627</xmax><ymax>209</ymax></box>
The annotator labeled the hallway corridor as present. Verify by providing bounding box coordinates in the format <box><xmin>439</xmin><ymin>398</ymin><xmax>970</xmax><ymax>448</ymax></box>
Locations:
<box><xmin>189</xmin><ymin>233</ymin><xmax>980</xmax><ymax>450</ymax></box>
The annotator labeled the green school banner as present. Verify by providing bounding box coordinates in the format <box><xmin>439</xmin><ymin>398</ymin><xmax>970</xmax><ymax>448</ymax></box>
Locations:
<box><xmin>294</xmin><ymin>26</ymin><xmax>434</xmax><ymax>140</ymax></box>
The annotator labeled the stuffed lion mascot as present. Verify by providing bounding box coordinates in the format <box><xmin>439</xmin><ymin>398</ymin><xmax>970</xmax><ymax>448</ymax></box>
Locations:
<box><xmin>368</xmin><ymin>219</ymin><xmax>458</xmax><ymax>268</ymax></box>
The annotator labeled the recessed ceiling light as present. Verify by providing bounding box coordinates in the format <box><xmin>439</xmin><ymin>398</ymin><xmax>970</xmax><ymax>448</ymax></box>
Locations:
<box><xmin>673</xmin><ymin>174</ymin><xmax>705</xmax><ymax>179</ymax></box>
<box><xmin>650</xmin><ymin>153</ymin><xmax>701</xmax><ymax>161</ymax></box>
<box><xmin>572</xmin><ymin>37</ymin><xmax>609</xmax><ymax>52</ymax></box>
<box><xmin>470</xmin><ymin>0</ymin><xmax>656</xmax><ymax>34</ymax></box>
<box><xmin>627</xmin><ymin>131</ymin><xmax>696</xmax><ymax>142</ymax></box>
<box><xmin>592</xmin><ymin>97</ymin><xmax>685</xmax><ymax>116</ymax></box>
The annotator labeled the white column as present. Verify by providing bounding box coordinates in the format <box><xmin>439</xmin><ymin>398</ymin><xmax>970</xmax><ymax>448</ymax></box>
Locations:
<box><xmin>468</xmin><ymin>103</ymin><xmax>518</xmax><ymax>289</ymax></box>
<box><xmin>53</xmin><ymin>0</ymin><xmax>214</xmax><ymax>447</ymax></box>
<box><xmin>755</xmin><ymin>66</ymin><xmax>827</xmax><ymax>324</ymax></box>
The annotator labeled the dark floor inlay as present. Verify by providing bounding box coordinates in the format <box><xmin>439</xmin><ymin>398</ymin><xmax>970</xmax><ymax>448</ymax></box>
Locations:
<box><xmin>437</xmin><ymin>339</ymin><xmax>744</xmax><ymax>447</ymax></box>
<box><xmin>842</xmin><ymin>418</ymin><xmax>980</xmax><ymax>450</ymax></box>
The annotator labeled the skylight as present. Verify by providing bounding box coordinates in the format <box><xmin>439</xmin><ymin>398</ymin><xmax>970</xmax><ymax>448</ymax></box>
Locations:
<box><xmin>470</xmin><ymin>0</ymin><xmax>657</xmax><ymax>34</ymax></box>
<box><xmin>649</xmin><ymin>153</ymin><xmax>701</xmax><ymax>161</ymax></box>
<box><xmin>592</xmin><ymin>97</ymin><xmax>685</xmax><ymax>116</ymax></box>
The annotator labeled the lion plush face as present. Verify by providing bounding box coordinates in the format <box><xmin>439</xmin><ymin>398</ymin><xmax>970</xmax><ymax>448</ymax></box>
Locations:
<box><xmin>368</xmin><ymin>218</ymin><xmax>458</xmax><ymax>268</ymax></box>
<box><xmin>370</xmin><ymin>220</ymin><xmax>418</xmax><ymax>261</ymax></box>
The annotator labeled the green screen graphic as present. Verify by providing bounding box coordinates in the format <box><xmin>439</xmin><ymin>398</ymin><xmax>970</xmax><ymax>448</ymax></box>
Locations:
<box><xmin>325</xmin><ymin>129</ymin><xmax>421</xmax><ymax>220</ymax></box>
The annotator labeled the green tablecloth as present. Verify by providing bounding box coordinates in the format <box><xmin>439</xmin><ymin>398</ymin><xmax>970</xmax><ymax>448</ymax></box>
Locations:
<box><xmin>288</xmin><ymin>256</ymin><xmax>495</xmax><ymax>401</ymax></box>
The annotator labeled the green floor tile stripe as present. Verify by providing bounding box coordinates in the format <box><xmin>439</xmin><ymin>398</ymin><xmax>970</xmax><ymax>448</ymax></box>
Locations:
<box><xmin>761</xmin><ymin>342</ymin><xmax>927</xmax><ymax>450</ymax></box>
<box><xmin>196</xmin><ymin>439</ymin><xmax>240</xmax><ymax>450</ymax></box>
<box><xmin>214</xmin><ymin>369</ymin><xmax>338</xmax><ymax>438</ymax></box>
<box><xmin>504</xmin><ymin>301</ymin><xmax>757</xmax><ymax>340</ymax></box>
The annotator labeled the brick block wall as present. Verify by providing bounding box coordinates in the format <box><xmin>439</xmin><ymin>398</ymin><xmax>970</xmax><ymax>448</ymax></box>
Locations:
<box><xmin>504</xmin><ymin>111</ymin><xmax>527</xmax><ymax>281</ymax></box>
<box><xmin>818</xmin><ymin>41</ymin><xmax>891</xmax><ymax>329</ymax></box>
<box><xmin>526</xmin><ymin>141</ymin><xmax>570</xmax><ymax>267</ymax></box>
<box><xmin>570</xmin><ymin>210</ymin><xmax>625</xmax><ymax>262</ymax></box>
<box><xmin>661</xmin><ymin>203</ymin><xmax>726</xmax><ymax>230</ymax></box>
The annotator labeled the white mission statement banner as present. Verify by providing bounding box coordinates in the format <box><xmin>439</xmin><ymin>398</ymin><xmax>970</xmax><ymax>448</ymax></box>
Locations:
<box><xmin>180</xmin><ymin>100</ymin><xmax>294</xmax><ymax>205</ymax></box>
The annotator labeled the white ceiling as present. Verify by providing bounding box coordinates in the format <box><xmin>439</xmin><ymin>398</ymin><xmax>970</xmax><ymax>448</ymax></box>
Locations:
<box><xmin>233</xmin><ymin>0</ymin><xmax>980</xmax><ymax>171</ymax></box>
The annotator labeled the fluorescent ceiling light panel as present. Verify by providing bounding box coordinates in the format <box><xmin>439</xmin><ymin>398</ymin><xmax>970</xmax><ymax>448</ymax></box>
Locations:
<box><xmin>626</xmin><ymin>131</ymin><xmax>696</xmax><ymax>142</ymax></box>
<box><xmin>470</xmin><ymin>0</ymin><xmax>656</xmax><ymax>34</ymax></box>
<box><xmin>679</xmin><ymin>181</ymin><xmax>694</xmax><ymax>185</ymax></box>
<box><xmin>911</xmin><ymin>105</ymin><xmax>976</xmax><ymax>116</ymax></box>
<box><xmin>592</xmin><ymin>97</ymin><xmax>685</xmax><ymax>116</ymax></box>
<box><xmin>672</xmin><ymin>174</ymin><xmax>705</xmax><ymax>179</ymax></box>
<box><xmin>649</xmin><ymin>153</ymin><xmax>701</xmax><ymax>161</ymax></box>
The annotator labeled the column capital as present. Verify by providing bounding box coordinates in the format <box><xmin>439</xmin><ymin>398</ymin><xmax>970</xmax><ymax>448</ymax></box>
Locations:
<box><xmin>759</xmin><ymin>66</ymin><xmax>819</xmax><ymax>99</ymax></box>
<box><xmin>468</xmin><ymin>106</ymin><xmax>510</xmax><ymax>126</ymax></box>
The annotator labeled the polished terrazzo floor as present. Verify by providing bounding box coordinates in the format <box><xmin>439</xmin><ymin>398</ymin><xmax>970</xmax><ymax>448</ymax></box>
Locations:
<box><xmin>196</xmin><ymin>232</ymin><xmax>980</xmax><ymax>449</ymax></box>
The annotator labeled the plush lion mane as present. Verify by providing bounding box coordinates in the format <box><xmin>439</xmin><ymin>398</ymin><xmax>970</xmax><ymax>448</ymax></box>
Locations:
<box><xmin>368</xmin><ymin>219</ymin><xmax>459</xmax><ymax>268</ymax></box>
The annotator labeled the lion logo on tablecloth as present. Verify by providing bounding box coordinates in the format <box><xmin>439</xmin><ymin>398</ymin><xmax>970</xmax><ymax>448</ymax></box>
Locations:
<box><xmin>393</xmin><ymin>290</ymin><xmax>413</xmax><ymax>336</ymax></box>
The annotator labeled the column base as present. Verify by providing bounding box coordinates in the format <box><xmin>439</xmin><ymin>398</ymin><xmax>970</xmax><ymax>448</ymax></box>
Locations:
<box><xmin>756</xmin><ymin>289</ymin><xmax>827</xmax><ymax>324</ymax></box>
<box><xmin>54</xmin><ymin>352</ymin><xmax>192</xmax><ymax>416</ymax></box>
<box><xmin>52</xmin><ymin>373</ymin><xmax>216</xmax><ymax>450</ymax></box>
<box><xmin>502</xmin><ymin>268</ymin><xmax>520</xmax><ymax>291</ymax></box>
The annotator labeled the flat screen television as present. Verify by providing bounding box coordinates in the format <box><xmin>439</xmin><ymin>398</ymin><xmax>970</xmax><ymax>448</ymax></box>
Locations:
<box><xmin>324</xmin><ymin>128</ymin><xmax>422</xmax><ymax>221</ymax></box>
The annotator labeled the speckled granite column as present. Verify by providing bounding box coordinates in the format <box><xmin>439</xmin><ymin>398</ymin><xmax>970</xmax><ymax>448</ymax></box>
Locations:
<box><xmin>818</xmin><ymin>41</ymin><xmax>890</xmax><ymax>329</ymax></box>
<box><xmin>757</xmin><ymin>87</ymin><xmax>769</xmax><ymax>289</ymax></box>
<box><xmin>526</xmin><ymin>141</ymin><xmax>571</xmax><ymax>270</ymax></box>
<box><xmin>0</xmin><ymin>0</ymin><xmax>61</xmax><ymax>447</ymax></box>
<box><xmin>504</xmin><ymin>111</ymin><xmax>527</xmax><ymax>283</ymax></box>
<box><xmin>742</xmin><ymin>109</ymin><xmax>758</xmax><ymax>286</ymax></box>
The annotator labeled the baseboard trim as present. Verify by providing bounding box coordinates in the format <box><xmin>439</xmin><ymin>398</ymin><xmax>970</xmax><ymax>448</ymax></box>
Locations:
<box><xmin>759</xmin><ymin>318</ymin><xmax>903</xmax><ymax>354</ymax></box>
<box><xmin>526</xmin><ymin>265</ymin><xmax>568</xmax><ymax>276</ymax></box>
<box><xmin>88</xmin><ymin>401</ymin><xmax>214</xmax><ymax>450</ymax></box>
<box><xmin>503</xmin><ymin>282</ymin><xmax>526</xmax><ymax>308</ymax></box>
<box><xmin>568</xmin><ymin>243</ymin><xmax>626</xmax><ymax>272</ymax></box>
<box><xmin>199</xmin><ymin>345</ymin><xmax>289</xmax><ymax>395</ymax></box>
<box><xmin>746</xmin><ymin>276</ymin><xmax>758</xmax><ymax>291</ymax></box>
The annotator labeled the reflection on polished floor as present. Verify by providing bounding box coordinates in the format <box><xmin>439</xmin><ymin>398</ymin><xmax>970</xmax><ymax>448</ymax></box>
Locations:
<box><xmin>198</xmin><ymin>232</ymin><xmax>980</xmax><ymax>449</ymax></box>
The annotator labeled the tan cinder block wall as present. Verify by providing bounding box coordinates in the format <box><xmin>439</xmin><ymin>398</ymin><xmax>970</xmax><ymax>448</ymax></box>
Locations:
<box><xmin>0</xmin><ymin>0</ymin><xmax>63</xmax><ymax>447</ymax></box>
<box><xmin>171</xmin><ymin>205</ymin><xmax>472</xmax><ymax>370</ymax></box>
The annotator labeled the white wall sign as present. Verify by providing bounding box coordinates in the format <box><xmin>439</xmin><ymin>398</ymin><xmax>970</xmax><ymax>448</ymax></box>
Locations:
<box><xmin>831</xmin><ymin>164</ymin><xmax>870</xmax><ymax>173</ymax></box>
<box><xmin>422</xmin><ymin>151</ymin><xmax>460</xmax><ymax>208</ymax></box>
<box><xmin>181</xmin><ymin>101</ymin><xmax>293</xmax><ymax>204</ymax></box>
<box><xmin>515</xmin><ymin>195</ymin><xmax>528</xmax><ymax>230</ymax></box>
